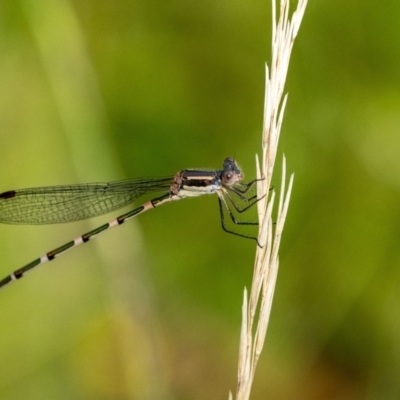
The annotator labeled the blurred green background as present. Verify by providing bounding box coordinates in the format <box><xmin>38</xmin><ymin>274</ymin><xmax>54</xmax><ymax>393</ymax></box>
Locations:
<box><xmin>1</xmin><ymin>0</ymin><xmax>400</xmax><ymax>399</ymax></box>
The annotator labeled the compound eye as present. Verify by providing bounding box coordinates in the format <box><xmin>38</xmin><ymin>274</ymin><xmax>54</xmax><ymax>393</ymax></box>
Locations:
<box><xmin>222</xmin><ymin>171</ymin><xmax>236</xmax><ymax>185</ymax></box>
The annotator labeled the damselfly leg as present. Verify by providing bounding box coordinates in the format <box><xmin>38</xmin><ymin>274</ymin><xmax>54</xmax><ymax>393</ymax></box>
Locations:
<box><xmin>216</xmin><ymin>178</ymin><xmax>267</xmax><ymax>246</ymax></box>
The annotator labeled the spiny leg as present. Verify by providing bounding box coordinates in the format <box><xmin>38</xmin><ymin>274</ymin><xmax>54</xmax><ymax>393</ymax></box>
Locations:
<box><xmin>233</xmin><ymin>178</ymin><xmax>264</xmax><ymax>194</ymax></box>
<box><xmin>223</xmin><ymin>187</ymin><xmax>265</xmax><ymax>213</ymax></box>
<box><xmin>216</xmin><ymin>193</ymin><xmax>261</xmax><ymax>246</ymax></box>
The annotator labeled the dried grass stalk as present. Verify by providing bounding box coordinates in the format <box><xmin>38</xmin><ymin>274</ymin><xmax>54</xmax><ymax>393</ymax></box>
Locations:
<box><xmin>231</xmin><ymin>1</ymin><xmax>307</xmax><ymax>399</ymax></box>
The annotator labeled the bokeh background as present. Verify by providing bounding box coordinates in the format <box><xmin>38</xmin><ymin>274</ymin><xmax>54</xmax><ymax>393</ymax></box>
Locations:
<box><xmin>1</xmin><ymin>1</ymin><xmax>400</xmax><ymax>399</ymax></box>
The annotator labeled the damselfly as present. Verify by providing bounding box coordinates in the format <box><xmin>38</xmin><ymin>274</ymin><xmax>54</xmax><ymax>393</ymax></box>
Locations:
<box><xmin>0</xmin><ymin>158</ymin><xmax>262</xmax><ymax>290</ymax></box>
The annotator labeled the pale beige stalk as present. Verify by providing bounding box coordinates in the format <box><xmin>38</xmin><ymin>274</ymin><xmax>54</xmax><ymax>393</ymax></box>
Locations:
<box><xmin>230</xmin><ymin>1</ymin><xmax>307</xmax><ymax>399</ymax></box>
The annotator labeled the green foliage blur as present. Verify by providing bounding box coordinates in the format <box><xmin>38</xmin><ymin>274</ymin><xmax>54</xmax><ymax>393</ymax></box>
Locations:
<box><xmin>1</xmin><ymin>1</ymin><xmax>400</xmax><ymax>399</ymax></box>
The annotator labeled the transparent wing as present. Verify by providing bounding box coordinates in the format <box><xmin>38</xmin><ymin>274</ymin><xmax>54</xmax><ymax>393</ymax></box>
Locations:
<box><xmin>0</xmin><ymin>177</ymin><xmax>173</xmax><ymax>224</ymax></box>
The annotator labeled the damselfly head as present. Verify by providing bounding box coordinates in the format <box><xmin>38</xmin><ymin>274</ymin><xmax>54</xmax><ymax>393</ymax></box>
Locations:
<box><xmin>221</xmin><ymin>157</ymin><xmax>243</xmax><ymax>186</ymax></box>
